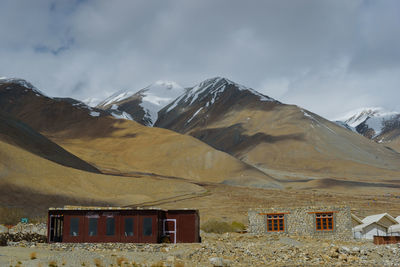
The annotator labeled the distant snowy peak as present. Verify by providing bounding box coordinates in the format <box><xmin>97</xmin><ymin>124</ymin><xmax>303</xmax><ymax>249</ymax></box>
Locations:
<box><xmin>0</xmin><ymin>77</ymin><xmax>48</xmax><ymax>97</ymax></box>
<box><xmin>96</xmin><ymin>80</ymin><xmax>184</xmax><ymax>126</ymax></box>
<box><xmin>138</xmin><ymin>81</ymin><xmax>184</xmax><ymax>125</ymax></box>
<box><xmin>166</xmin><ymin>77</ymin><xmax>276</xmax><ymax>113</ymax></box>
<box><xmin>342</xmin><ymin>107</ymin><xmax>397</xmax><ymax>128</ymax></box>
<box><xmin>337</xmin><ymin>107</ymin><xmax>400</xmax><ymax>139</ymax></box>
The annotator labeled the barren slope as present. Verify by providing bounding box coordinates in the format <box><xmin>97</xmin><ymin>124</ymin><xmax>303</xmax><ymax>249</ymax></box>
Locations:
<box><xmin>0</xmin><ymin>111</ymin><xmax>99</xmax><ymax>173</ymax></box>
<box><xmin>0</xmin><ymin>139</ymin><xmax>205</xmax><ymax>212</ymax></box>
<box><xmin>0</xmin><ymin>78</ymin><xmax>280</xmax><ymax>189</ymax></box>
<box><xmin>156</xmin><ymin>77</ymin><xmax>400</xmax><ymax>183</ymax></box>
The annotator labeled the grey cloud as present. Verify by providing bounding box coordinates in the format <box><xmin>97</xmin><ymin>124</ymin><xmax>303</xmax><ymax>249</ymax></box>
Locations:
<box><xmin>0</xmin><ymin>0</ymin><xmax>399</xmax><ymax>119</ymax></box>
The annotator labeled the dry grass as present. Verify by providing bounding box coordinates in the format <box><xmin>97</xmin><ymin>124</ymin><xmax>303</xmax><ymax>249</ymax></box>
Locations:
<box><xmin>93</xmin><ymin>258</ymin><xmax>104</xmax><ymax>267</ymax></box>
<box><xmin>201</xmin><ymin>220</ymin><xmax>245</xmax><ymax>233</ymax></box>
<box><xmin>117</xmin><ymin>257</ymin><xmax>128</xmax><ymax>266</ymax></box>
<box><xmin>174</xmin><ymin>261</ymin><xmax>185</xmax><ymax>267</ymax></box>
<box><xmin>29</xmin><ymin>252</ymin><xmax>37</xmax><ymax>260</ymax></box>
<box><xmin>0</xmin><ymin>206</ymin><xmax>24</xmax><ymax>225</ymax></box>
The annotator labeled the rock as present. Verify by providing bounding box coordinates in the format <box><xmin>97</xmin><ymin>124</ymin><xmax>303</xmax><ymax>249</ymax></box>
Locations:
<box><xmin>338</xmin><ymin>254</ymin><xmax>347</xmax><ymax>261</ymax></box>
<box><xmin>209</xmin><ymin>257</ymin><xmax>230</xmax><ymax>267</ymax></box>
<box><xmin>166</xmin><ymin>256</ymin><xmax>175</xmax><ymax>263</ymax></box>
<box><xmin>0</xmin><ymin>224</ymin><xmax>8</xmax><ymax>234</ymax></box>
<box><xmin>339</xmin><ymin>246</ymin><xmax>350</xmax><ymax>254</ymax></box>
<box><xmin>279</xmin><ymin>237</ymin><xmax>303</xmax><ymax>247</ymax></box>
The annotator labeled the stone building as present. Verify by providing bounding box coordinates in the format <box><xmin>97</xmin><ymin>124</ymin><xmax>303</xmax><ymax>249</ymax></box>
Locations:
<box><xmin>248</xmin><ymin>206</ymin><xmax>352</xmax><ymax>239</ymax></box>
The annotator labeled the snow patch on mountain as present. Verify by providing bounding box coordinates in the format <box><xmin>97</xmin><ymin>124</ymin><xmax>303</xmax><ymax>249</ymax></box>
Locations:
<box><xmin>166</xmin><ymin>77</ymin><xmax>275</xmax><ymax>114</ymax></box>
<box><xmin>89</xmin><ymin>111</ymin><xmax>100</xmax><ymax>117</ymax></box>
<box><xmin>83</xmin><ymin>97</ymin><xmax>102</xmax><ymax>107</ymax></box>
<box><xmin>187</xmin><ymin>107</ymin><xmax>203</xmax><ymax>124</ymax></box>
<box><xmin>138</xmin><ymin>81</ymin><xmax>184</xmax><ymax>125</ymax></box>
<box><xmin>335</xmin><ymin>107</ymin><xmax>400</xmax><ymax>137</ymax></box>
<box><xmin>0</xmin><ymin>77</ymin><xmax>49</xmax><ymax>97</ymax></box>
<box><xmin>111</xmin><ymin>111</ymin><xmax>133</xmax><ymax>120</ymax></box>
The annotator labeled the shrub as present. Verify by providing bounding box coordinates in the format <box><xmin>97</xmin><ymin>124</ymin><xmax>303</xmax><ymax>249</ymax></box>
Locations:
<box><xmin>201</xmin><ymin>220</ymin><xmax>246</xmax><ymax>233</ymax></box>
<box><xmin>201</xmin><ymin>220</ymin><xmax>235</xmax><ymax>234</ymax></box>
<box><xmin>231</xmin><ymin>221</ymin><xmax>246</xmax><ymax>232</ymax></box>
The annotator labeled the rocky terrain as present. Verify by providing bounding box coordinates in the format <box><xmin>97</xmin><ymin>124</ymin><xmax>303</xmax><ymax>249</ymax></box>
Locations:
<box><xmin>1</xmin><ymin>232</ymin><xmax>399</xmax><ymax>266</ymax></box>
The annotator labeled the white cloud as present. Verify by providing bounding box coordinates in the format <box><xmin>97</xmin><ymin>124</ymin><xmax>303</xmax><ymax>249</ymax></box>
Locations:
<box><xmin>0</xmin><ymin>0</ymin><xmax>399</xmax><ymax>118</ymax></box>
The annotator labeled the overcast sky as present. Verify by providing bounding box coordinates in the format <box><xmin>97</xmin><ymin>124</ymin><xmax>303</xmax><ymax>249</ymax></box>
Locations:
<box><xmin>1</xmin><ymin>0</ymin><xmax>399</xmax><ymax>119</ymax></box>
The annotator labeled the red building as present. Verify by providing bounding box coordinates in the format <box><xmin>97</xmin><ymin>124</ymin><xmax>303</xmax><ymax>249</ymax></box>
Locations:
<box><xmin>48</xmin><ymin>207</ymin><xmax>200</xmax><ymax>243</ymax></box>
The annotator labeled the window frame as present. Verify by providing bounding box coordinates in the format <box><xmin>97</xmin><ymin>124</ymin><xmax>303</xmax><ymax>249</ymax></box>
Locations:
<box><xmin>105</xmin><ymin>217</ymin><xmax>116</xmax><ymax>236</ymax></box>
<box><xmin>266</xmin><ymin>213</ymin><xmax>285</xmax><ymax>232</ymax></box>
<box><xmin>124</xmin><ymin>217</ymin><xmax>134</xmax><ymax>237</ymax></box>
<box><xmin>88</xmin><ymin>217</ymin><xmax>98</xmax><ymax>236</ymax></box>
<box><xmin>315</xmin><ymin>212</ymin><xmax>334</xmax><ymax>231</ymax></box>
<box><xmin>143</xmin><ymin>217</ymin><xmax>153</xmax><ymax>236</ymax></box>
<box><xmin>69</xmin><ymin>217</ymin><xmax>80</xmax><ymax>237</ymax></box>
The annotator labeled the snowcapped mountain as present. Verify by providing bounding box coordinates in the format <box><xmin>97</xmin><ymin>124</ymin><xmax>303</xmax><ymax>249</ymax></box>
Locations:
<box><xmin>96</xmin><ymin>81</ymin><xmax>185</xmax><ymax>126</ymax></box>
<box><xmin>336</xmin><ymin>107</ymin><xmax>400</xmax><ymax>141</ymax></box>
<box><xmin>0</xmin><ymin>77</ymin><xmax>48</xmax><ymax>97</ymax></box>
<box><xmin>155</xmin><ymin>77</ymin><xmax>278</xmax><ymax>130</ymax></box>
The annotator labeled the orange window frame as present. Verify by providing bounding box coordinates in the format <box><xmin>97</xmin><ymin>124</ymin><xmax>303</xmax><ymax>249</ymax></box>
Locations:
<box><xmin>266</xmin><ymin>214</ymin><xmax>285</xmax><ymax>232</ymax></box>
<box><xmin>315</xmin><ymin>212</ymin><xmax>334</xmax><ymax>231</ymax></box>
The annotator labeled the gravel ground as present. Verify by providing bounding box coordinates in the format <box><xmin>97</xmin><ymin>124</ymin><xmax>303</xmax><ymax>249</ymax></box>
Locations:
<box><xmin>1</xmin><ymin>233</ymin><xmax>400</xmax><ymax>266</ymax></box>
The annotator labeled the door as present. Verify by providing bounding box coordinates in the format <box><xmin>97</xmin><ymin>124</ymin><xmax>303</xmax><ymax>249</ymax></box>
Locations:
<box><xmin>49</xmin><ymin>215</ymin><xmax>63</xmax><ymax>242</ymax></box>
<box><xmin>163</xmin><ymin>219</ymin><xmax>177</xmax><ymax>243</ymax></box>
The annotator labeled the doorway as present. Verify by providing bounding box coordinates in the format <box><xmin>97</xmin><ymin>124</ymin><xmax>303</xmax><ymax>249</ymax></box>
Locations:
<box><xmin>163</xmin><ymin>219</ymin><xmax>177</xmax><ymax>244</ymax></box>
<box><xmin>49</xmin><ymin>215</ymin><xmax>63</xmax><ymax>242</ymax></box>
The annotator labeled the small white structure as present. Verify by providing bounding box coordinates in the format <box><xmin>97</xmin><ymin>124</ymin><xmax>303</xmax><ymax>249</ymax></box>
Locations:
<box><xmin>352</xmin><ymin>213</ymin><xmax>399</xmax><ymax>240</ymax></box>
<box><xmin>396</xmin><ymin>216</ymin><xmax>400</xmax><ymax>223</ymax></box>
<box><xmin>389</xmin><ymin>224</ymin><xmax>400</xmax><ymax>236</ymax></box>
<box><xmin>351</xmin><ymin>214</ymin><xmax>363</xmax><ymax>227</ymax></box>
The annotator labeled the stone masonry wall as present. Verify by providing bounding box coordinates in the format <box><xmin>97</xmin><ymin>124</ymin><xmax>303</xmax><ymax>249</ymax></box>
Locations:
<box><xmin>248</xmin><ymin>206</ymin><xmax>352</xmax><ymax>240</ymax></box>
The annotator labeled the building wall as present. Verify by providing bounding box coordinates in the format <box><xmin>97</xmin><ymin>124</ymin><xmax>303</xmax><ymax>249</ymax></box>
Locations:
<box><xmin>248</xmin><ymin>206</ymin><xmax>352</xmax><ymax>240</ymax></box>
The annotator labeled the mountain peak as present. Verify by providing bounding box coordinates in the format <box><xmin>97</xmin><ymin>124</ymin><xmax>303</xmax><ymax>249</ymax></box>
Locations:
<box><xmin>0</xmin><ymin>77</ymin><xmax>48</xmax><ymax>97</ymax></box>
<box><xmin>338</xmin><ymin>107</ymin><xmax>398</xmax><ymax>128</ymax></box>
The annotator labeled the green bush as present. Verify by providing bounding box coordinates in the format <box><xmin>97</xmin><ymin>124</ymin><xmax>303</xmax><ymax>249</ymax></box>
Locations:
<box><xmin>201</xmin><ymin>220</ymin><xmax>246</xmax><ymax>234</ymax></box>
<box><xmin>231</xmin><ymin>221</ymin><xmax>246</xmax><ymax>232</ymax></box>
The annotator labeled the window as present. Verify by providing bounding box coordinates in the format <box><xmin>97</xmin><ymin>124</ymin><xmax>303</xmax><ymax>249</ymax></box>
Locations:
<box><xmin>106</xmin><ymin>217</ymin><xmax>115</xmax><ymax>236</ymax></box>
<box><xmin>124</xmin><ymin>218</ymin><xmax>134</xmax><ymax>236</ymax></box>
<box><xmin>267</xmin><ymin>214</ymin><xmax>285</xmax><ymax>232</ymax></box>
<box><xmin>70</xmin><ymin>217</ymin><xmax>79</xmax><ymax>236</ymax></box>
<box><xmin>143</xmin><ymin>217</ymin><xmax>152</xmax><ymax>236</ymax></box>
<box><xmin>316</xmin><ymin>213</ymin><xmax>334</xmax><ymax>231</ymax></box>
<box><xmin>88</xmin><ymin>218</ymin><xmax>98</xmax><ymax>236</ymax></box>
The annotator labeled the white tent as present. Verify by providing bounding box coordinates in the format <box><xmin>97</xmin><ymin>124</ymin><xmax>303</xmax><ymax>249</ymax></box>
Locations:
<box><xmin>352</xmin><ymin>213</ymin><xmax>399</xmax><ymax>240</ymax></box>
<box><xmin>388</xmin><ymin>224</ymin><xmax>400</xmax><ymax>236</ymax></box>
<box><xmin>351</xmin><ymin>214</ymin><xmax>363</xmax><ymax>227</ymax></box>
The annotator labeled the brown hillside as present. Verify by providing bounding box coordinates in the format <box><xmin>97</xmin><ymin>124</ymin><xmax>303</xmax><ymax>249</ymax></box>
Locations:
<box><xmin>0</xmin><ymin>111</ymin><xmax>99</xmax><ymax>173</ymax></box>
<box><xmin>0</xmin><ymin>139</ymin><xmax>205</xmax><ymax>213</ymax></box>
<box><xmin>0</xmin><ymin>80</ymin><xmax>280</xmax><ymax>189</ymax></box>
<box><xmin>156</xmin><ymin>78</ymin><xmax>400</xmax><ymax>183</ymax></box>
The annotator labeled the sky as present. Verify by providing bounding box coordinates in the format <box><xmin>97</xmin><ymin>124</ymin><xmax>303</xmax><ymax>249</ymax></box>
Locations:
<box><xmin>0</xmin><ymin>0</ymin><xmax>399</xmax><ymax>119</ymax></box>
